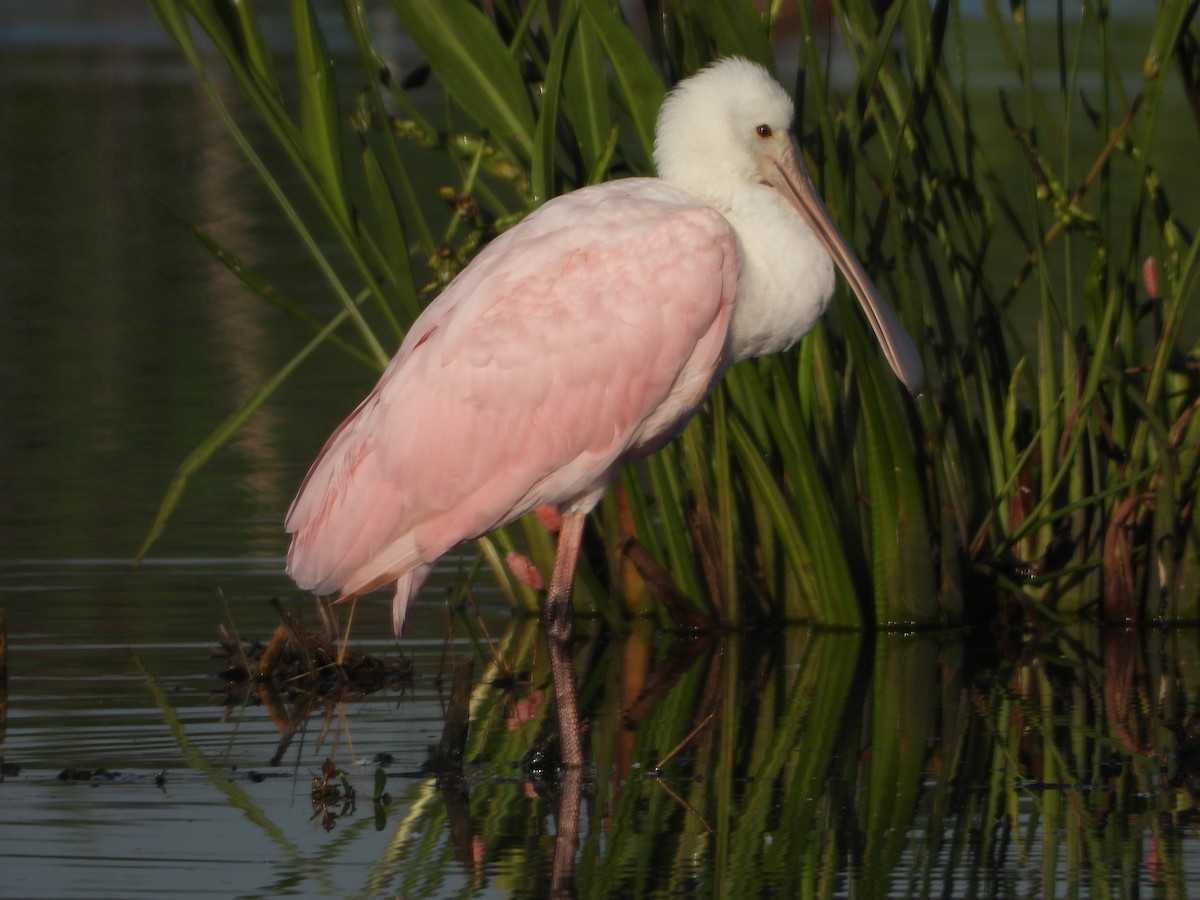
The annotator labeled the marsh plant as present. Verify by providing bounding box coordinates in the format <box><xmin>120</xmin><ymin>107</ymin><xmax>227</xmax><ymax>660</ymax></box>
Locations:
<box><xmin>144</xmin><ymin>0</ymin><xmax>1200</xmax><ymax>627</ymax></box>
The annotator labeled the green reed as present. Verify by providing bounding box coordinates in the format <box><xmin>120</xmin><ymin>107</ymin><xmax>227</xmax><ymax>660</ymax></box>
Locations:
<box><xmin>143</xmin><ymin>0</ymin><xmax>1199</xmax><ymax>626</ymax></box>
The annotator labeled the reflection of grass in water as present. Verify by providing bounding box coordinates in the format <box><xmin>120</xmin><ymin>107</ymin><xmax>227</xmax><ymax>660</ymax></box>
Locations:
<box><xmin>137</xmin><ymin>615</ymin><xmax>1200</xmax><ymax>896</ymax></box>
<box><xmin>134</xmin><ymin>655</ymin><xmax>304</xmax><ymax>858</ymax></box>
<box><xmin>135</xmin><ymin>650</ymin><xmax>401</xmax><ymax>896</ymax></box>
<box><xmin>951</xmin><ymin>628</ymin><xmax>1195</xmax><ymax>896</ymax></box>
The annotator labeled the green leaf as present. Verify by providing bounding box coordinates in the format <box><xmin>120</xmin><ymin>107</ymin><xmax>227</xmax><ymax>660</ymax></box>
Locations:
<box><xmin>292</xmin><ymin>0</ymin><xmax>350</xmax><ymax>226</ymax></box>
<box><xmin>360</xmin><ymin>141</ymin><xmax>422</xmax><ymax>323</ymax></box>
<box><xmin>577</xmin><ymin>0</ymin><xmax>665</xmax><ymax>161</ymax></box>
<box><xmin>849</xmin><ymin>322</ymin><xmax>939</xmax><ymax>625</ymax></box>
<box><xmin>390</xmin><ymin>0</ymin><xmax>535</xmax><ymax>161</ymax></box>
<box><xmin>729</xmin><ymin>416</ymin><xmax>861</xmax><ymax>627</ymax></box>
<box><xmin>214</xmin><ymin>0</ymin><xmax>281</xmax><ymax>97</ymax></box>
<box><xmin>561</xmin><ymin>3</ymin><xmax>610</xmax><ymax>177</ymax></box>
<box><xmin>174</xmin><ymin>210</ymin><xmax>379</xmax><ymax>370</ymax></box>
<box><xmin>643</xmin><ymin>453</ymin><xmax>705</xmax><ymax>604</ymax></box>
<box><xmin>136</xmin><ymin>303</ymin><xmax>356</xmax><ymax>562</ymax></box>
<box><xmin>530</xmin><ymin>0</ymin><xmax>576</xmax><ymax>204</ymax></box>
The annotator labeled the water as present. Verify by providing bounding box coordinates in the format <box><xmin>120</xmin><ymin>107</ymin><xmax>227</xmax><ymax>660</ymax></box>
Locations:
<box><xmin>3</xmin><ymin>2</ymin><xmax>1200</xmax><ymax>897</ymax></box>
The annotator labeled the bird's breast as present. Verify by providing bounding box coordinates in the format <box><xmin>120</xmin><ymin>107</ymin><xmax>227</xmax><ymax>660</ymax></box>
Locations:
<box><xmin>724</xmin><ymin>186</ymin><xmax>837</xmax><ymax>361</ymax></box>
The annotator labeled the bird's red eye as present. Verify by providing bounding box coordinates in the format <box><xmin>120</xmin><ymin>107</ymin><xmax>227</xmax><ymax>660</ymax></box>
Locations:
<box><xmin>755</xmin><ymin>124</ymin><xmax>773</xmax><ymax>138</ymax></box>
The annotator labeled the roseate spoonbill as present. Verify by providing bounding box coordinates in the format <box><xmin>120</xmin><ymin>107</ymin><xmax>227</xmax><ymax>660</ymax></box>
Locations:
<box><xmin>286</xmin><ymin>57</ymin><xmax>923</xmax><ymax>767</ymax></box>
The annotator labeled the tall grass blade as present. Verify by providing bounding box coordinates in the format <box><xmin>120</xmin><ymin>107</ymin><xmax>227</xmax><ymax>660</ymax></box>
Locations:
<box><xmin>389</xmin><ymin>0</ymin><xmax>535</xmax><ymax>162</ymax></box>
<box><xmin>561</xmin><ymin>4</ymin><xmax>610</xmax><ymax>179</ymax></box>
<box><xmin>292</xmin><ymin>0</ymin><xmax>350</xmax><ymax>226</ymax></box>
<box><xmin>137</xmin><ymin>303</ymin><xmax>358</xmax><ymax>562</ymax></box>
<box><xmin>578</xmin><ymin>0</ymin><xmax>665</xmax><ymax>158</ymax></box>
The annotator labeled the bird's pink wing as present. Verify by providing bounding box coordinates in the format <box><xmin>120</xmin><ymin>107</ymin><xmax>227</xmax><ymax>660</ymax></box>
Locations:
<box><xmin>286</xmin><ymin>180</ymin><xmax>738</xmax><ymax>608</ymax></box>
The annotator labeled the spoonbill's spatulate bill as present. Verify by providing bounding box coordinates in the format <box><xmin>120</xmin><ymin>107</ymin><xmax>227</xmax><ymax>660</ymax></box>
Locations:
<box><xmin>286</xmin><ymin>57</ymin><xmax>923</xmax><ymax>767</ymax></box>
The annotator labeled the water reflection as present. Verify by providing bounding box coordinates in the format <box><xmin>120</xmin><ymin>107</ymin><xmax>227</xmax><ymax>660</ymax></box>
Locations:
<box><xmin>3</xmin><ymin>561</ymin><xmax>1200</xmax><ymax>896</ymax></box>
<box><xmin>194</xmin><ymin>617</ymin><xmax>1199</xmax><ymax>898</ymax></box>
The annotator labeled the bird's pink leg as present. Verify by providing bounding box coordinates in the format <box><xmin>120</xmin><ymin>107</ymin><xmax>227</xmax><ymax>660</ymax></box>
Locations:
<box><xmin>545</xmin><ymin>509</ymin><xmax>586</xmax><ymax>768</ymax></box>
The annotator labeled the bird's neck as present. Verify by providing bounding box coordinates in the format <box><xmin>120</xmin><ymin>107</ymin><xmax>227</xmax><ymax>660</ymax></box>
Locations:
<box><xmin>723</xmin><ymin>184</ymin><xmax>837</xmax><ymax>362</ymax></box>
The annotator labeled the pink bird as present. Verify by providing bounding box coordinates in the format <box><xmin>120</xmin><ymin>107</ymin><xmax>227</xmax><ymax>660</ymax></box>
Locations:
<box><xmin>286</xmin><ymin>57</ymin><xmax>923</xmax><ymax>766</ymax></box>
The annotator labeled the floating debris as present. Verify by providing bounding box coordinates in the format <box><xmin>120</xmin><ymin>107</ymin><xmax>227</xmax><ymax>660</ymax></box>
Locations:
<box><xmin>211</xmin><ymin>599</ymin><xmax>412</xmax><ymax>706</ymax></box>
<box><xmin>311</xmin><ymin>757</ymin><xmax>357</xmax><ymax>832</ymax></box>
<box><xmin>211</xmin><ymin>599</ymin><xmax>414</xmax><ymax>767</ymax></box>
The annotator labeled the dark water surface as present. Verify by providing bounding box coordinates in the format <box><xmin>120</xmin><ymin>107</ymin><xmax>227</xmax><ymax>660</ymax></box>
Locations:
<box><xmin>4</xmin><ymin>2</ymin><xmax>1200</xmax><ymax>898</ymax></box>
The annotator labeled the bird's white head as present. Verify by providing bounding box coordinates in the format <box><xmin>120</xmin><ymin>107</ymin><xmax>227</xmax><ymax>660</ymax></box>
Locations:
<box><xmin>653</xmin><ymin>57</ymin><xmax>925</xmax><ymax>394</ymax></box>
<box><xmin>654</xmin><ymin>57</ymin><xmax>795</xmax><ymax>211</ymax></box>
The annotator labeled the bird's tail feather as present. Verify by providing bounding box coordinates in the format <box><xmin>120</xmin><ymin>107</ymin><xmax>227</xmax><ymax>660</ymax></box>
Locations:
<box><xmin>392</xmin><ymin>564</ymin><xmax>432</xmax><ymax>636</ymax></box>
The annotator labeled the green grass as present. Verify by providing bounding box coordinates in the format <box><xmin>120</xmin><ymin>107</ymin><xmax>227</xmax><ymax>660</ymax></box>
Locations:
<box><xmin>143</xmin><ymin>0</ymin><xmax>1199</xmax><ymax>626</ymax></box>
